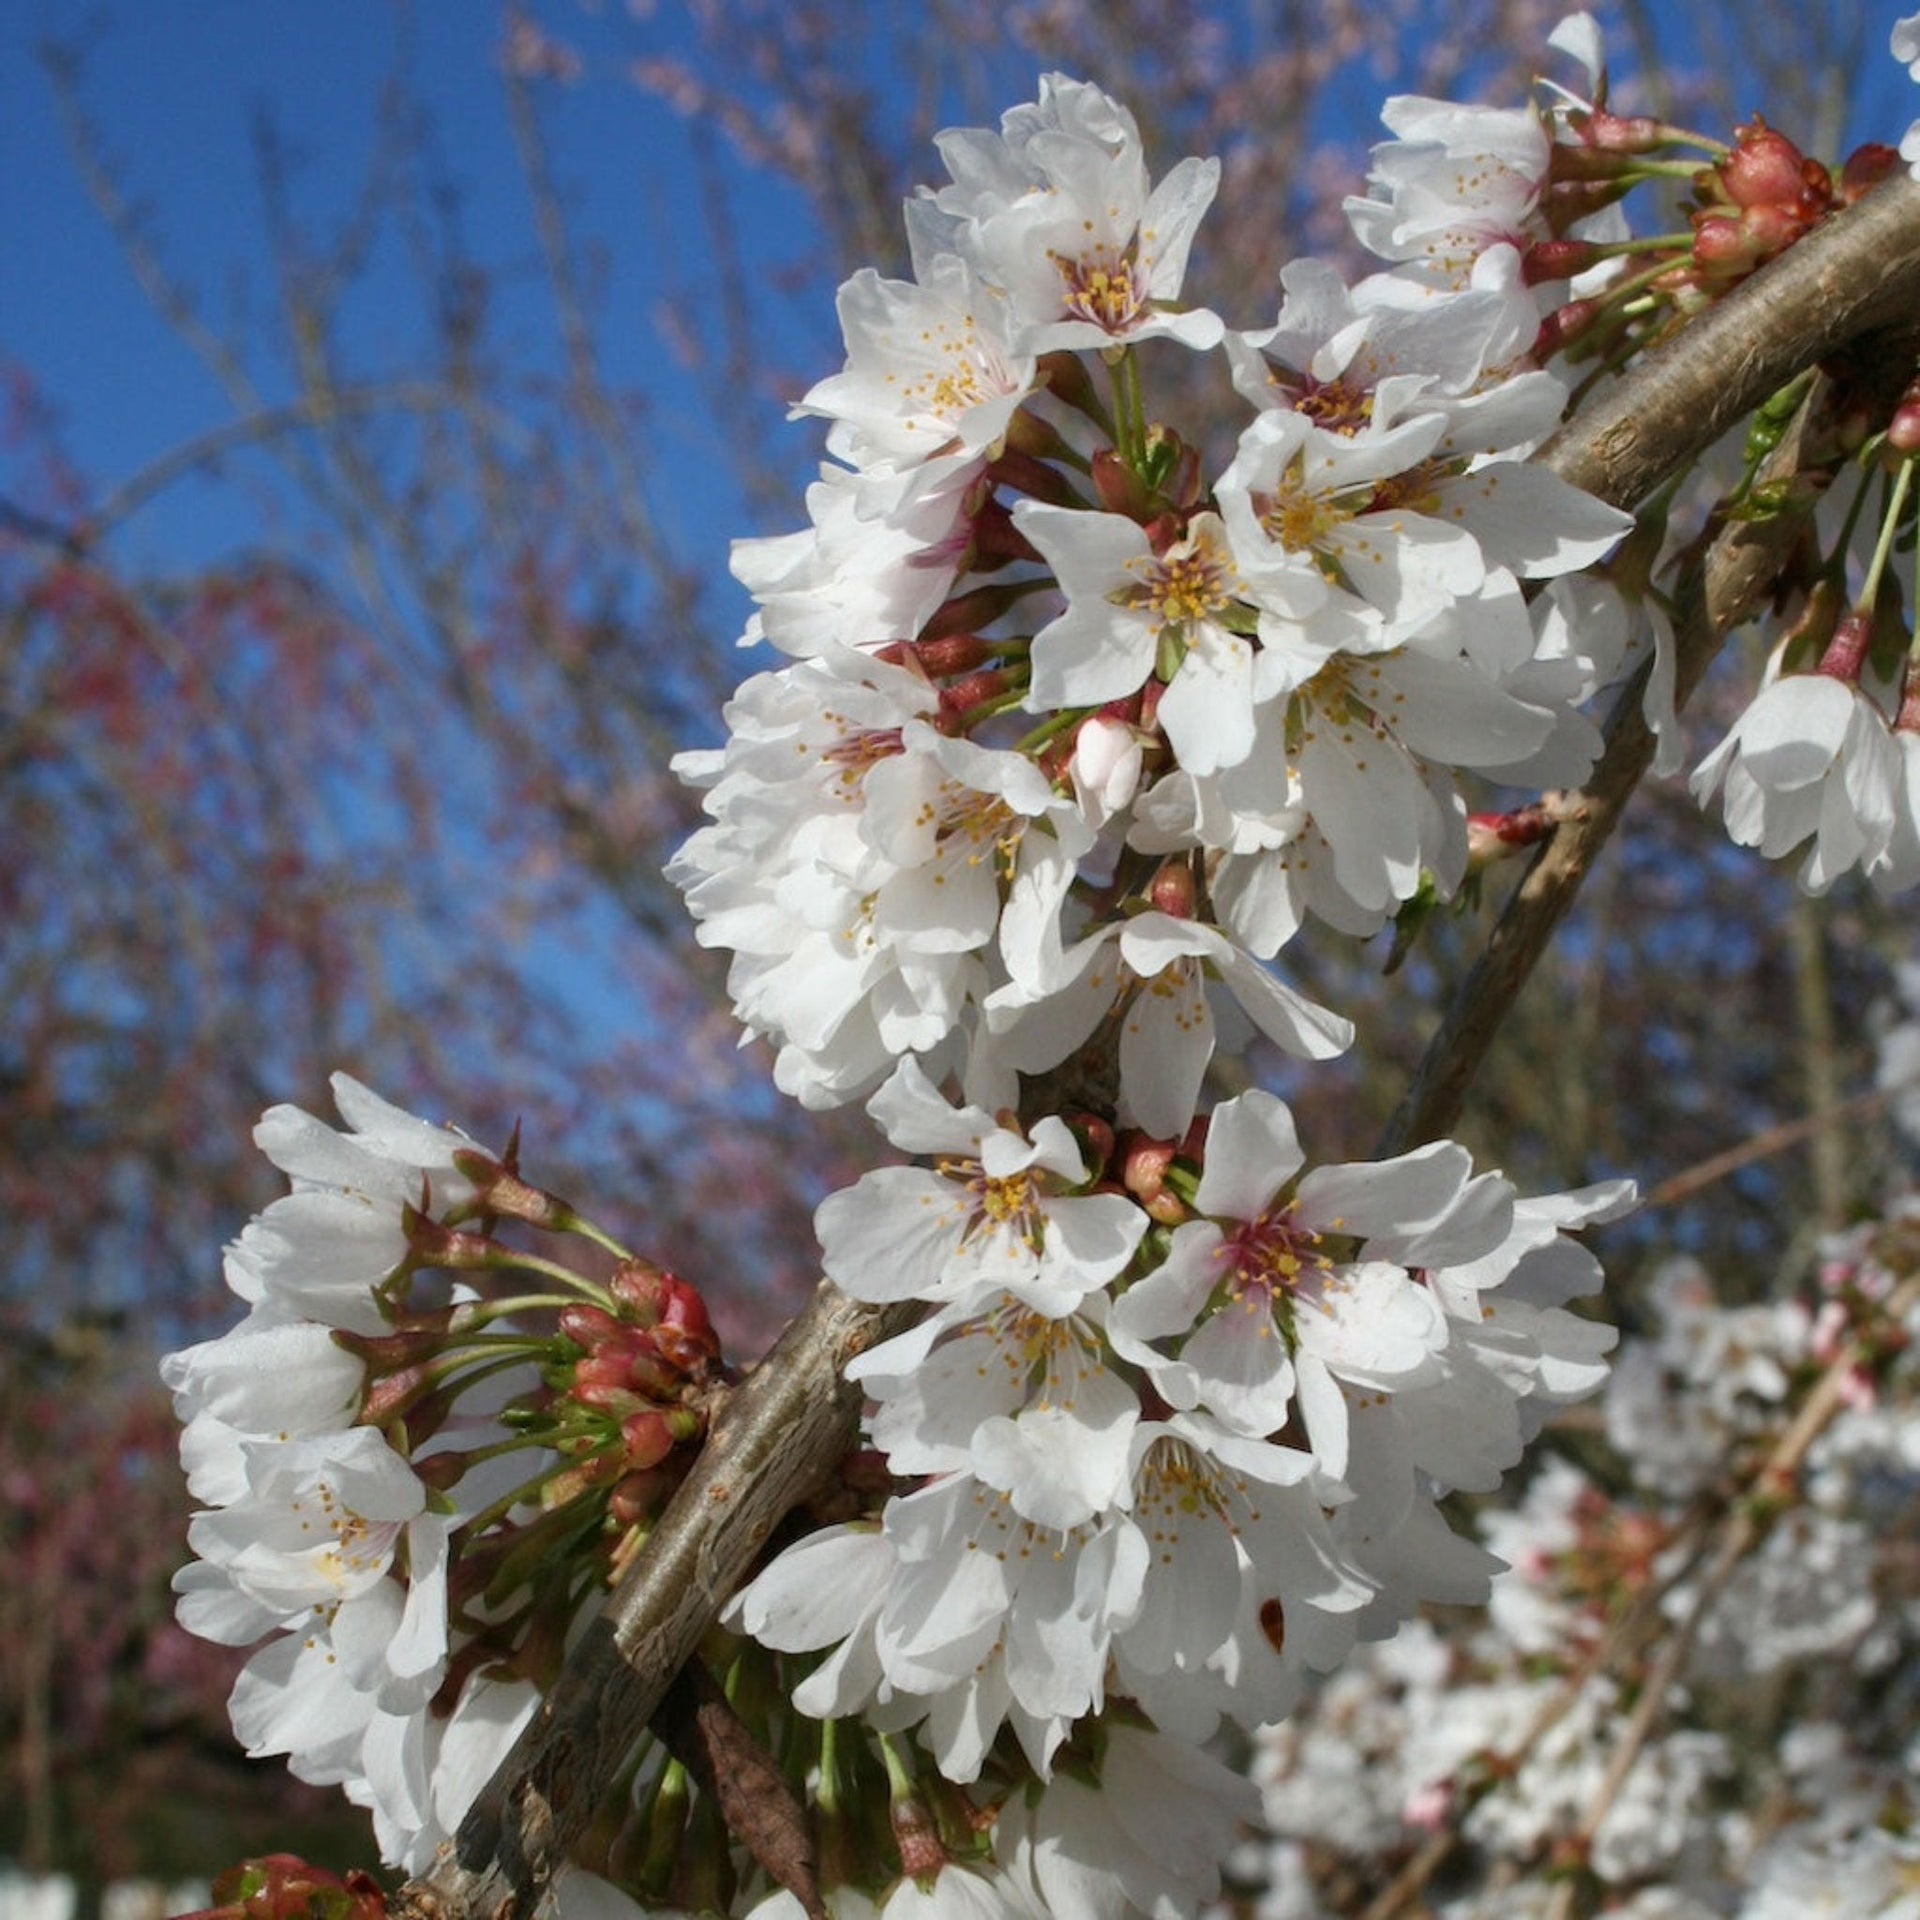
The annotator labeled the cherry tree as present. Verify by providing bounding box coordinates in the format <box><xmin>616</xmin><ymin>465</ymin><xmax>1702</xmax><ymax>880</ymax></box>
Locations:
<box><xmin>9</xmin><ymin>3</ymin><xmax>1920</xmax><ymax>1914</ymax></box>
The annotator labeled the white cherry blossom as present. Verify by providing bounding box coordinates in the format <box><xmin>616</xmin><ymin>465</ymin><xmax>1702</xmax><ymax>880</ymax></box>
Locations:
<box><xmin>907</xmin><ymin>74</ymin><xmax>1225</xmax><ymax>355</ymax></box>
<box><xmin>1691</xmin><ymin>671</ymin><xmax>1902</xmax><ymax>894</ymax></box>
<box><xmin>799</xmin><ymin>253</ymin><xmax>1036</xmax><ymax>474</ymax></box>
<box><xmin>815</xmin><ymin>1057</ymin><xmax>1147</xmax><ymax>1315</ymax></box>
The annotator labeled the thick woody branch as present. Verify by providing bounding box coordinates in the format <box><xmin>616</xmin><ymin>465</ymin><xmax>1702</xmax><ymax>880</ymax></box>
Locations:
<box><xmin>402</xmin><ymin>177</ymin><xmax>1920</xmax><ymax>1920</ymax></box>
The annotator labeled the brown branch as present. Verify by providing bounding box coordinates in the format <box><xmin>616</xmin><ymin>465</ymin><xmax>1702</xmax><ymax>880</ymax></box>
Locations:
<box><xmin>1637</xmin><ymin>1076</ymin><xmax>1912</xmax><ymax>1215</ymax></box>
<box><xmin>399</xmin><ymin>177</ymin><xmax>1920</xmax><ymax>1920</ymax></box>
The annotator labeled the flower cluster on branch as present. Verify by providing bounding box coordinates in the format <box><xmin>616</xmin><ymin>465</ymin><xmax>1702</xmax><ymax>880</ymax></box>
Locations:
<box><xmin>164</xmin><ymin>13</ymin><xmax>1920</xmax><ymax>1920</ymax></box>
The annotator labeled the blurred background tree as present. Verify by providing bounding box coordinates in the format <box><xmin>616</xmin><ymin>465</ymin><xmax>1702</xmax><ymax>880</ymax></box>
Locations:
<box><xmin>0</xmin><ymin>0</ymin><xmax>1910</xmax><ymax>1881</ymax></box>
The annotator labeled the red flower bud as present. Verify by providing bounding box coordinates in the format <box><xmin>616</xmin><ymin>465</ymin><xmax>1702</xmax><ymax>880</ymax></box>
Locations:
<box><xmin>199</xmin><ymin>1856</ymin><xmax>388</xmax><ymax>1920</ymax></box>
<box><xmin>558</xmin><ymin>1303</ymin><xmax>622</xmax><ymax>1349</ymax></box>
<box><xmin>1522</xmin><ymin>238</ymin><xmax>1601</xmax><ymax>285</ymax></box>
<box><xmin>912</xmin><ymin>632</ymin><xmax>992</xmax><ymax>678</ymax></box>
<box><xmin>1721</xmin><ymin>123</ymin><xmax>1815</xmax><ymax>210</ymax></box>
<box><xmin>1532</xmin><ymin>298</ymin><xmax>1603</xmax><ymax>360</ymax></box>
<box><xmin>620</xmin><ymin>1408</ymin><xmax>680</xmax><ymax>1471</ymax></box>
<box><xmin>1840</xmin><ymin>143</ymin><xmax>1899</xmax><ymax>204</ymax></box>
<box><xmin>608</xmin><ymin>1258</ymin><xmax>669</xmax><ymax>1323</ymax></box>
<box><xmin>1147</xmin><ymin>858</ymin><xmax>1197</xmax><ymax>919</ymax></box>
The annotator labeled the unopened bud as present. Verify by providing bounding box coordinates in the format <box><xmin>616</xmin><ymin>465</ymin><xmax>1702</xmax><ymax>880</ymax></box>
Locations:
<box><xmin>1840</xmin><ymin>143</ymin><xmax>1899</xmax><ymax>204</ymax></box>
<box><xmin>1721</xmin><ymin>122</ymin><xmax>1816</xmax><ymax>210</ymax></box>
<box><xmin>621</xmin><ymin>1408</ymin><xmax>680</xmax><ymax>1472</ymax></box>
<box><xmin>1123</xmin><ymin>1133</ymin><xmax>1194</xmax><ymax>1224</ymax></box>
<box><xmin>912</xmin><ymin>632</ymin><xmax>991</xmax><ymax>678</ymax></box>
<box><xmin>939</xmin><ymin>666</ymin><xmax>1011</xmax><ymax>720</ymax></box>
<box><xmin>1581</xmin><ymin>109</ymin><xmax>1661</xmax><ymax>154</ymax></box>
<box><xmin>558</xmin><ymin>1303</ymin><xmax>623</xmax><ymax>1349</ymax></box>
<box><xmin>1467</xmin><ymin>803</ymin><xmax>1559</xmax><ymax>865</ymax></box>
<box><xmin>203</xmin><ymin>1855</ymin><xmax>389</xmax><ymax>1920</ymax></box>
<box><xmin>1122</xmin><ymin>1135</ymin><xmax>1174</xmax><ymax>1203</ymax></box>
<box><xmin>1533</xmin><ymin>297</ymin><xmax>1603</xmax><ymax>360</ymax></box>
<box><xmin>608</xmin><ymin>1258</ymin><xmax>669</xmax><ymax>1323</ymax></box>
<box><xmin>1522</xmin><ymin>238</ymin><xmax>1601</xmax><ymax>285</ymax></box>
<box><xmin>1147</xmin><ymin>859</ymin><xmax>1197</xmax><ymax>919</ymax></box>
<box><xmin>1887</xmin><ymin>402</ymin><xmax>1920</xmax><ymax>455</ymax></box>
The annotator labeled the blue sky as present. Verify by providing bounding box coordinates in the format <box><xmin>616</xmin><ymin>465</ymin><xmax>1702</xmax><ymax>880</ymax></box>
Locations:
<box><xmin>1</xmin><ymin>1</ymin><xmax>832</xmax><ymax>619</ymax></box>
<box><xmin>9</xmin><ymin>3</ymin><xmax>1915</xmax><ymax>582</ymax></box>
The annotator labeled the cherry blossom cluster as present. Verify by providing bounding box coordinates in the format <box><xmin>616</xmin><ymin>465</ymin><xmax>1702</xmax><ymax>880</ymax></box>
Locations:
<box><xmin>161</xmin><ymin>1075</ymin><xmax>728</xmax><ymax>1875</ymax></box>
<box><xmin>165</xmin><ymin>15</ymin><xmax>1920</xmax><ymax>1920</ymax></box>
<box><xmin>672</xmin><ymin>43</ymin><xmax>1666</xmax><ymax>1916</ymax></box>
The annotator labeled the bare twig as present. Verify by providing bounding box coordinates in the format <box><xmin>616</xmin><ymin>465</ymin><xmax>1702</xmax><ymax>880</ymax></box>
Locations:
<box><xmin>1637</xmin><ymin>1077</ymin><xmax>1913</xmax><ymax>1215</ymax></box>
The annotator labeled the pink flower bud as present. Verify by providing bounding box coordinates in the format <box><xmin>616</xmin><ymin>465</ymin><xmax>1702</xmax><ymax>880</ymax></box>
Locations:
<box><xmin>1123</xmin><ymin>1135</ymin><xmax>1175</xmax><ymax>1200</ymax></box>
<box><xmin>1689</xmin><ymin>214</ymin><xmax>1751</xmax><ymax>271</ymax></box>
<box><xmin>620</xmin><ymin>1408</ymin><xmax>679</xmax><ymax>1471</ymax></box>
<box><xmin>1522</xmin><ymin>238</ymin><xmax>1601</xmax><ymax>285</ymax></box>
<box><xmin>569</xmin><ymin>1379</ymin><xmax>648</xmax><ymax>1418</ymax></box>
<box><xmin>1582</xmin><ymin>109</ymin><xmax>1662</xmax><ymax>154</ymax></box>
<box><xmin>1147</xmin><ymin>858</ymin><xmax>1197</xmax><ymax>919</ymax></box>
<box><xmin>1721</xmin><ymin>122</ymin><xmax>1817</xmax><ymax>210</ymax></box>
<box><xmin>1887</xmin><ymin>402</ymin><xmax>1920</xmax><ymax>455</ymax></box>
<box><xmin>1840</xmin><ymin>143</ymin><xmax>1899</xmax><ymax>204</ymax></box>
